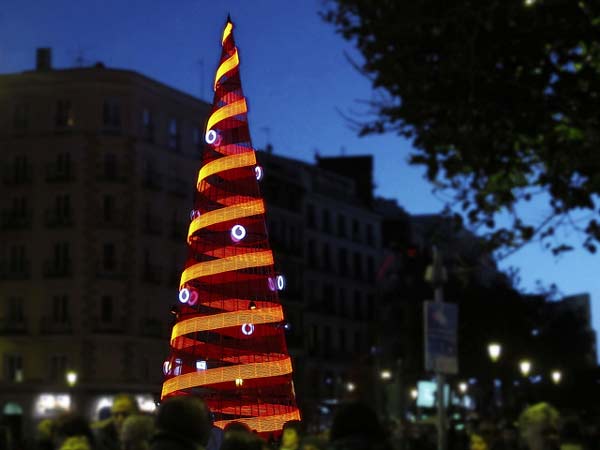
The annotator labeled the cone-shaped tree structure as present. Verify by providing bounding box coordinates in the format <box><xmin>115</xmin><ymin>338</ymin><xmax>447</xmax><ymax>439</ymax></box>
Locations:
<box><xmin>161</xmin><ymin>18</ymin><xmax>300</xmax><ymax>436</ymax></box>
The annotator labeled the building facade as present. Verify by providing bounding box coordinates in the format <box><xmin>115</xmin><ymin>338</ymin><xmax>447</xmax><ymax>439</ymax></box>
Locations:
<box><xmin>0</xmin><ymin>49</ymin><xmax>210</xmax><ymax>436</ymax></box>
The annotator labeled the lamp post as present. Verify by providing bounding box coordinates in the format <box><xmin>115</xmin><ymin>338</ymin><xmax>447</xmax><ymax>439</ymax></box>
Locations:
<box><xmin>488</xmin><ymin>343</ymin><xmax>502</xmax><ymax>363</ymax></box>
<box><xmin>551</xmin><ymin>370</ymin><xmax>562</xmax><ymax>385</ymax></box>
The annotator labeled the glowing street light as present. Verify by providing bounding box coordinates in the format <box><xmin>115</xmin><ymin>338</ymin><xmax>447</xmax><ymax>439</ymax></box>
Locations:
<box><xmin>551</xmin><ymin>370</ymin><xmax>562</xmax><ymax>385</ymax></box>
<box><xmin>410</xmin><ymin>388</ymin><xmax>418</xmax><ymax>400</ymax></box>
<box><xmin>66</xmin><ymin>370</ymin><xmax>78</xmax><ymax>387</ymax></box>
<box><xmin>488</xmin><ymin>342</ymin><xmax>502</xmax><ymax>362</ymax></box>
<box><xmin>346</xmin><ymin>382</ymin><xmax>356</xmax><ymax>392</ymax></box>
<box><xmin>235</xmin><ymin>378</ymin><xmax>244</xmax><ymax>387</ymax></box>
<box><xmin>519</xmin><ymin>359</ymin><xmax>532</xmax><ymax>377</ymax></box>
<box><xmin>380</xmin><ymin>370</ymin><xmax>392</xmax><ymax>381</ymax></box>
<box><xmin>458</xmin><ymin>382</ymin><xmax>468</xmax><ymax>394</ymax></box>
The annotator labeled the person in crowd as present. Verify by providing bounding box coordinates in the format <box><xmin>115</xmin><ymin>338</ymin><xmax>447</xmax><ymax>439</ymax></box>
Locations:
<box><xmin>120</xmin><ymin>415</ymin><xmax>154</xmax><ymax>450</ymax></box>
<box><xmin>280</xmin><ymin>421</ymin><xmax>302</xmax><ymax>450</ymax></box>
<box><xmin>298</xmin><ymin>435</ymin><xmax>326</xmax><ymax>450</ymax></box>
<box><xmin>150</xmin><ymin>396</ymin><xmax>212</xmax><ymax>450</ymax></box>
<box><xmin>53</xmin><ymin>413</ymin><xmax>95</xmax><ymax>450</ymax></box>
<box><xmin>518</xmin><ymin>403</ymin><xmax>560</xmax><ymax>450</ymax></box>
<box><xmin>220</xmin><ymin>431</ymin><xmax>264</xmax><ymax>450</ymax></box>
<box><xmin>328</xmin><ymin>401</ymin><xmax>393</xmax><ymax>450</ymax></box>
<box><xmin>95</xmin><ymin>395</ymin><xmax>140</xmax><ymax>450</ymax></box>
<box><xmin>560</xmin><ymin>418</ymin><xmax>586</xmax><ymax>450</ymax></box>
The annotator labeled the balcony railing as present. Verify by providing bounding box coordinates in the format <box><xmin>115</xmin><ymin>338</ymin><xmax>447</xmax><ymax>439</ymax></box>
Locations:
<box><xmin>43</xmin><ymin>261</ymin><xmax>72</xmax><ymax>278</ymax></box>
<box><xmin>0</xmin><ymin>319</ymin><xmax>27</xmax><ymax>334</ymax></box>
<box><xmin>44</xmin><ymin>210</ymin><xmax>74</xmax><ymax>228</ymax></box>
<box><xmin>45</xmin><ymin>164</ymin><xmax>75</xmax><ymax>182</ymax></box>
<box><xmin>0</xmin><ymin>262</ymin><xmax>31</xmax><ymax>280</ymax></box>
<box><xmin>141</xmin><ymin>264</ymin><xmax>162</xmax><ymax>285</ymax></box>
<box><xmin>0</xmin><ymin>211</ymin><xmax>32</xmax><ymax>230</ymax></box>
<box><xmin>40</xmin><ymin>317</ymin><xmax>73</xmax><ymax>334</ymax></box>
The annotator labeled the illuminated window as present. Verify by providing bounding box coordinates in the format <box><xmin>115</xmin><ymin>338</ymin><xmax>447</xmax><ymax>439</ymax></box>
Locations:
<box><xmin>4</xmin><ymin>354</ymin><xmax>23</xmax><ymax>382</ymax></box>
<box><xmin>55</xmin><ymin>100</ymin><xmax>74</xmax><ymax>128</ymax></box>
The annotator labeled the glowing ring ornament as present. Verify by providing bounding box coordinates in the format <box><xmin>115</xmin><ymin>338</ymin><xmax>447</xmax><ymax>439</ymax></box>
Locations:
<box><xmin>190</xmin><ymin>210</ymin><xmax>200</xmax><ymax>220</ymax></box>
<box><xmin>205</xmin><ymin>129</ymin><xmax>218</xmax><ymax>144</ymax></box>
<box><xmin>163</xmin><ymin>360</ymin><xmax>171</xmax><ymax>375</ymax></box>
<box><xmin>241</xmin><ymin>323</ymin><xmax>255</xmax><ymax>336</ymax></box>
<box><xmin>267</xmin><ymin>277</ymin><xmax>276</xmax><ymax>292</ymax></box>
<box><xmin>276</xmin><ymin>275</ymin><xmax>285</xmax><ymax>291</ymax></box>
<box><xmin>179</xmin><ymin>288</ymin><xmax>190</xmax><ymax>304</ymax></box>
<box><xmin>255</xmin><ymin>166</ymin><xmax>264</xmax><ymax>181</ymax></box>
<box><xmin>188</xmin><ymin>290</ymin><xmax>199</xmax><ymax>306</ymax></box>
<box><xmin>230</xmin><ymin>224</ymin><xmax>247</xmax><ymax>242</ymax></box>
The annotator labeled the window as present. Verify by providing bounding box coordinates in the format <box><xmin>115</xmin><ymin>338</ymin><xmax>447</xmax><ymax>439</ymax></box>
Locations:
<box><xmin>9</xmin><ymin>245</ymin><xmax>27</xmax><ymax>274</ymax></box>
<box><xmin>13</xmin><ymin>104</ymin><xmax>28</xmax><ymax>130</ymax></box>
<box><xmin>353</xmin><ymin>290</ymin><xmax>363</xmax><ymax>320</ymax></box>
<box><xmin>306</xmin><ymin>204</ymin><xmax>316</xmax><ymax>228</ymax></box>
<box><xmin>101</xmin><ymin>296</ymin><xmax>113</xmax><ymax>323</ymax></box>
<box><xmin>103</xmin><ymin>243</ymin><xmax>115</xmax><ymax>270</ymax></box>
<box><xmin>366</xmin><ymin>224</ymin><xmax>375</xmax><ymax>246</ymax></box>
<box><xmin>57</xmin><ymin>153</ymin><xmax>72</xmax><ymax>176</ymax></box>
<box><xmin>55</xmin><ymin>100</ymin><xmax>74</xmax><ymax>128</ymax></box>
<box><xmin>142</xmin><ymin>109</ymin><xmax>154</xmax><ymax>142</ymax></box>
<box><xmin>7</xmin><ymin>297</ymin><xmax>24</xmax><ymax>322</ymax></box>
<box><xmin>55</xmin><ymin>195</ymin><xmax>71</xmax><ymax>219</ymax></box>
<box><xmin>323</xmin><ymin>284</ymin><xmax>335</xmax><ymax>314</ymax></box>
<box><xmin>104</xmin><ymin>153</ymin><xmax>117</xmax><ymax>179</ymax></box>
<box><xmin>103</xmin><ymin>99</ymin><xmax>121</xmax><ymax>129</ymax></box>
<box><xmin>367</xmin><ymin>256</ymin><xmax>375</xmax><ymax>283</ymax></box>
<box><xmin>338</xmin><ymin>248</ymin><xmax>348</xmax><ymax>276</ymax></box>
<box><xmin>338</xmin><ymin>288</ymin><xmax>347</xmax><ymax>317</ymax></box>
<box><xmin>14</xmin><ymin>156</ymin><xmax>31</xmax><ymax>183</ymax></box>
<box><xmin>52</xmin><ymin>295</ymin><xmax>69</xmax><ymax>323</ymax></box>
<box><xmin>193</xmin><ymin>127</ymin><xmax>203</xmax><ymax>152</ymax></box>
<box><xmin>53</xmin><ymin>242</ymin><xmax>70</xmax><ymax>267</ymax></box>
<box><xmin>367</xmin><ymin>294</ymin><xmax>375</xmax><ymax>320</ymax></box>
<box><xmin>354</xmin><ymin>331</ymin><xmax>362</xmax><ymax>352</ymax></box>
<box><xmin>168</xmin><ymin>118</ymin><xmax>180</xmax><ymax>151</ymax></box>
<box><xmin>4</xmin><ymin>354</ymin><xmax>23</xmax><ymax>382</ymax></box>
<box><xmin>322</xmin><ymin>209</ymin><xmax>331</xmax><ymax>233</ymax></box>
<box><xmin>103</xmin><ymin>195</ymin><xmax>115</xmax><ymax>222</ymax></box>
<box><xmin>307</xmin><ymin>240</ymin><xmax>317</xmax><ymax>268</ymax></box>
<box><xmin>337</xmin><ymin>214</ymin><xmax>347</xmax><ymax>238</ymax></box>
<box><xmin>352</xmin><ymin>219</ymin><xmax>361</xmax><ymax>242</ymax></box>
<box><xmin>11</xmin><ymin>196</ymin><xmax>28</xmax><ymax>219</ymax></box>
<box><xmin>49</xmin><ymin>355</ymin><xmax>67</xmax><ymax>380</ymax></box>
<box><xmin>322</xmin><ymin>243</ymin><xmax>331</xmax><ymax>268</ymax></box>
<box><xmin>353</xmin><ymin>252</ymin><xmax>363</xmax><ymax>279</ymax></box>
<box><xmin>323</xmin><ymin>326</ymin><xmax>331</xmax><ymax>355</ymax></box>
<box><xmin>338</xmin><ymin>328</ymin><xmax>347</xmax><ymax>353</ymax></box>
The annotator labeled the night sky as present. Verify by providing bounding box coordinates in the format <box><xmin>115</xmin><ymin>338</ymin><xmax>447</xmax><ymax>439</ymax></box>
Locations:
<box><xmin>1</xmin><ymin>0</ymin><xmax>598</xmax><ymax>355</ymax></box>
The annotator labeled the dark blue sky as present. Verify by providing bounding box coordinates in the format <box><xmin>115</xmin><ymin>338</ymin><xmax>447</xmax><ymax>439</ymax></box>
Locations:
<box><xmin>1</xmin><ymin>0</ymin><xmax>598</xmax><ymax>357</ymax></box>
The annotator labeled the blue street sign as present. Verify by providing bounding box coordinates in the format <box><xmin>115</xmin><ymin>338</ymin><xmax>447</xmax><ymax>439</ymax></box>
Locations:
<box><xmin>424</xmin><ymin>301</ymin><xmax>458</xmax><ymax>374</ymax></box>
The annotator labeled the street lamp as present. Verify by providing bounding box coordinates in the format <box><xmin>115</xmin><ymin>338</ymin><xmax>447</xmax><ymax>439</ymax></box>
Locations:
<box><xmin>410</xmin><ymin>388</ymin><xmax>418</xmax><ymax>400</ymax></box>
<box><xmin>380</xmin><ymin>370</ymin><xmax>392</xmax><ymax>381</ymax></box>
<box><xmin>346</xmin><ymin>382</ymin><xmax>356</xmax><ymax>392</ymax></box>
<box><xmin>66</xmin><ymin>370</ymin><xmax>78</xmax><ymax>387</ymax></box>
<box><xmin>488</xmin><ymin>343</ymin><xmax>502</xmax><ymax>362</ymax></box>
<box><xmin>551</xmin><ymin>370</ymin><xmax>562</xmax><ymax>385</ymax></box>
<box><xmin>519</xmin><ymin>360</ymin><xmax>532</xmax><ymax>377</ymax></box>
<box><xmin>458</xmin><ymin>382</ymin><xmax>468</xmax><ymax>394</ymax></box>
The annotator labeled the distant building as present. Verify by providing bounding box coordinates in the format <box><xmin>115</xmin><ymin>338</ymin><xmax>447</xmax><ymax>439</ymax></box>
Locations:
<box><xmin>0</xmin><ymin>48</ymin><xmax>210</xmax><ymax>435</ymax></box>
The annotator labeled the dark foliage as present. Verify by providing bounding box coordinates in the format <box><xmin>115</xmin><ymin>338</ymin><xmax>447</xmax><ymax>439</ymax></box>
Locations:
<box><xmin>323</xmin><ymin>0</ymin><xmax>600</xmax><ymax>255</ymax></box>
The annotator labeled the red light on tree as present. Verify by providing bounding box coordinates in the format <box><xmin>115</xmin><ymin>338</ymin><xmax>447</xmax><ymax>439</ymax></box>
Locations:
<box><xmin>161</xmin><ymin>17</ymin><xmax>300</xmax><ymax>437</ymax></box>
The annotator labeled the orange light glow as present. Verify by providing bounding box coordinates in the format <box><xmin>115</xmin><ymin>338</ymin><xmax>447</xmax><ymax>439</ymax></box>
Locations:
<box><xmin>206</xmin><ymin>98</ymin><xmax>247</xmax><ymax>132</ymax></box>
<box><xmin>214</xmin><ymin>409</ymin><xmax>301</xmax><ymax>433</ymax></box>
<box><xmin>197</xmin><ymin>152</ymin><xmax>257</xmax><ymax>190</ymax></box>
<box><xmin>171</xmin><ymin>306</ymin><xmax>284</xmax><ymax>342</ymax></box>
<box><xmin>161</xmin><ymin>356</ymin><xmax>293</xmax><ymax>396</ymax></box>
<box><xmin>214</xmin><ymin>48</ymin><xmax>239</xmax><ymax>91</ymax></box>
<box><xmin>222</xmin><ymin>21</ymin><xmax>233</xmax><ymax>45</ymax></box>
<box><xmin>180</xmin><ymin>250</ymin><xmax>274</xmax><ymax>287</ymax></box>
<box><xmin>188</xmin><ymin>199</ymin><xmax>264</xmax><ymax>243</ymax></box>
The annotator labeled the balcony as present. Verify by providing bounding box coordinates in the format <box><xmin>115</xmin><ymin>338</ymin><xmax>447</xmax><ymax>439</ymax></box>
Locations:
<box><xmin>44</xmin><ymin>210</ymin><xmax>74</xmax><ymax>228</ymax></box>
<box><xmin>141</xmin><ymin>263</ymin><xmax>162</xmax><ymax>285</ymax></box>
<box><xmin>40</xmin><ymin>317</ymin><xmax>73</xmax><ymax>334</ymax></box>
<box><xmin>43</xmin><ymin>261</ymin><xmax>72</xmax><ymax>278</ymax></box>
<box><xmin>91</xmin><ymin>316</ymin><xmax>126</xmax><ymax>334</ymax></box>
<box><xmin>1</xmin><ymin>210</ymin><xmax>32</xmax><ymax>230</ymax></box>
<box><xmin>45</xmin><ymin>164</ymin><xmax>75</xmax><ymax>183</ymax></box>
<box><xmin>2</xmin><ymin>168</ymin><xmax>32</xmax><ymax>185</ymax></box>
<box><xmin>167</xmin><ymin>177</ymin><xmax>189</xmax><ymax>198</ymax></box>
<box><xmin>140</xmin><ymin>318</ymin><xmax>163</xmax><ymax>338</ymax></box>
<box><xmin>0</xmin><ymin>319</ymin><xmax>27</xmax><ymax>334</ymax></box>
<box><xmin>0</xmin><ymin>262</ymin><xmax>30</xmax><ymax>280</ymax></box>
<box><xmin>142</xmin><ymin>170</ymin><xmax>162</xmax><ymax>191</ymax></box>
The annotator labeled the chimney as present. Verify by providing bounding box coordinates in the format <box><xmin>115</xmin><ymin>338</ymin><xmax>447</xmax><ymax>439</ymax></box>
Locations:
<box><xmin>36</xmin><ymin>48</ymin><xmax>52</xmax><ymax>71</ymax></box>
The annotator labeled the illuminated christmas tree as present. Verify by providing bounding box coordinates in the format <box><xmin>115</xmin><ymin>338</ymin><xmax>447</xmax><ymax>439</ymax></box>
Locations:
<box><xmin>160</xmin><ymin>17</ymin><xmax>300</xmax><ymax>436</ymax></box>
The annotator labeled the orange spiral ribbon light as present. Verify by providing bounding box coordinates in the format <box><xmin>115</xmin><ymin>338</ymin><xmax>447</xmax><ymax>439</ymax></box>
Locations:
<box><xmin>161</xmin><ymin>17</ymin><xmax>300</xmax><ymax>437</ymax></box>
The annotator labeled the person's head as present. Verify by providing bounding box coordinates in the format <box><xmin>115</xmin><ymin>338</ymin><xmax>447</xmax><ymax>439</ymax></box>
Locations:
<box><xmin>112</xmin><ymin>394</ymin><xmax>140</xmax><ymax>434</ymax></box>
<box><xmin>470</xmin><ymin>434</ymin><xmax>489</xmax><ymax>450</ymax></box>
<box><xmin>223</xmin><ymin>421</ymin><xmax>252</xmax><ymax>436</ymax></box>
<box><xmin>220</xmin><ymin>431</ymin><xmax>263</xmax><ymax>450</ymax></box>
<box><xmin>282</xmin><ymin>421</ymin><xmax>303</xmax><ymax>449</ymax></box>
<box><xmin>156</xmin><ymin>396</ymin><xmax>211</xmax><ymax>446</ymax></box>
<box><xmin>120</xmin><ymin>415</ymin><xmax>154</xmax><ymax>450</ymax></box>
<box><xmin>53</xmin><ymin>413</ymin><xmax>94</xmax><ymax>449</ymax></box>
<box><xmin>330</xmin><ymin>402</ymin><xmax>385</xmax><ymax>442</ymax></box>
<box><xmin>519</xmin><ymin>403</ymin><xmax>560</xmax><ymax>450</ymax></box>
